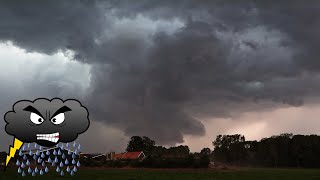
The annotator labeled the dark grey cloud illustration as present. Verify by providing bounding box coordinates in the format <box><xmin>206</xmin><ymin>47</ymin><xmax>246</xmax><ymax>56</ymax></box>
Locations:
<box><xmin>4</xmin><ymin>98</ymin><xmax>90</xmax><ymax>147</ymax></box>
<box><xmin>1</xmin><ymin>1</ymin><xmax>320</xmax><ymax>146</ymax></box>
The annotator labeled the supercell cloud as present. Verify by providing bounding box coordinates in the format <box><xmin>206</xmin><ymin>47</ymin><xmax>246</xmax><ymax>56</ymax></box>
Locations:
<box><xmin>1</xmin><ymin>1</ymin><xmax>320</xmax><ymax>146</ymax></box>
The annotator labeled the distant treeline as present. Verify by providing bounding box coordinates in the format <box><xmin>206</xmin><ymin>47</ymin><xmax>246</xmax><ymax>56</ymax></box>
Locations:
<box><xmin>123</xmin><ymin>134</ymin><xmax>320</xmax><ymax>168</ymax></box>
<box><xmin>83</xmin><ymin>134</ymin><xmax>320</xmax><ymax>168</ymax></box>
<box><xmin>213</xmin><ymin>133</ymin><xmax>320</xmax><ymax>168</ymax></box>
<box><xmin>3</xmin><ymin>134</ymin><xmax>319</xmax><ymax>169</ymax></box>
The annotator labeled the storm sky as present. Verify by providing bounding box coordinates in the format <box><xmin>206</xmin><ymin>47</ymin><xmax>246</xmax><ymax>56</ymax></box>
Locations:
<box><xmin>1</xmin><ymin>1</ymin><xmax>320</xmax><ymax>152</ymax></box>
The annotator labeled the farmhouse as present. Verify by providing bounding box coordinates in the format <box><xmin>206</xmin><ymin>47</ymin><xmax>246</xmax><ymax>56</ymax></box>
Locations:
<box><xmin>106</xmin><ymin>151</ymin><xmax>146</xmax><ymax>161</ymax></box>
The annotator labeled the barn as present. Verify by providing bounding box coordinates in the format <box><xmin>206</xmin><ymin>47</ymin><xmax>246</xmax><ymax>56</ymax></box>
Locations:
<box><xmin>106</xmin><ymin>151</ymin><xmax>146</xmax><ymax>161</ymax></box>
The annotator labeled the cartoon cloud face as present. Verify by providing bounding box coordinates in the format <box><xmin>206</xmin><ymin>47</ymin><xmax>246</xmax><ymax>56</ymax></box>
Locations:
<box><xmin>4</xmin><ymin>98</ymin><xmax>90</xmax><ymax>147</ymax></box>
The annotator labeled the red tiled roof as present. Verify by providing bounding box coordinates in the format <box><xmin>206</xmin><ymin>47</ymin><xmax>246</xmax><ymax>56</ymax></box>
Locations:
<box><xmin>113</xmin><ymin>153</ymin><xmax>126</xmax><ymax>159</ymax></box>
<box><xmin>122</xmin><ymin>152</ymin><xmax>142</xmax><ymax>160</ymax></box>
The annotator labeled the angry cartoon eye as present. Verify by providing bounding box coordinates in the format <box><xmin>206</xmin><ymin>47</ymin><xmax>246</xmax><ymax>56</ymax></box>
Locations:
<box><xmin>51</xmin><ymin>113</ymin><xmax>65</xmax><ymax>125</ymax></box>
<box><xmin>30</xmin><ymin>112</ymin><xmax>44</xmax><ymax>125</ymax></box>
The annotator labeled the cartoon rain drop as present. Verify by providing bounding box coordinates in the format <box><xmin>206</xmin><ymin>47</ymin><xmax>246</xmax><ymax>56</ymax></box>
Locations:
<box><xmin>28</xmin><ymin>167</ymin><xmax>32</xmax><ymax>173</ymax></box>
<box><xmin>56</xmin><ymin>166</ymin><xmax>60</xmax><ymax>172</ymax></box>
<box><xmin>20</xmin><ymin>162</ymin><xmax>25</xmax><ymax>168</ymax></box>
<box><xmin>54</xmin><ymin>157</ymin><xmax>59</xmax><ymax>163</ymax></box>
<box><xmin>45</xmin><ymin>166</ymin><xmax>49</xmax><ymax>172</ymax></box>
<box><xmin>18</xmin><ymin>167</ymin><xmax>22</xmax><ymax>173</ymax></box>
<box><xmin>16</xmin><ymin>159</ymin><xmax>20</xmax><ymax>166</ymax></box>
<box><xmin>33</xmin><ymin>154</ymin><xmax>37</xmax><ymax>160</ymax></box>
<box><xmin>36</xmin><ymin>150</ymin><xmax>40</xmax><ymax>156</ymax></box>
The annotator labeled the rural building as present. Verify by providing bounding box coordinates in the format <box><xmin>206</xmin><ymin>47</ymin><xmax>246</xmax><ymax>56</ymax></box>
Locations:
<box><xmin>80</xmin><ymin>153</ymin><xmax>106</xmax><ymax>161</ymax></box>
<box><xmin>106</xmin><ymin>151</ymin><xmax>146</xmax><ymax>161</ymax></box>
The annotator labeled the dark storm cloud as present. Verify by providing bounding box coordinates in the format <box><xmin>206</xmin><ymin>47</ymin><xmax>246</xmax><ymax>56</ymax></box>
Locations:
<box><xmin>0</xmin><ymin>0</ymin><xmax>108</xmax><ymax>61</ymax></box>
<box><xmin>1</xmin><ymin>0</ymin><xmax>320</xmax><ymax>144</ymax></box>
<box><xmin>4</xmin><ymin>98</ymin><xmax>89</xmax><ymax>146</ymax></box>
<box><xmin>255</xmin><ymin>1</ymin><xmax>320</xmax><ymax>71</ymax></box>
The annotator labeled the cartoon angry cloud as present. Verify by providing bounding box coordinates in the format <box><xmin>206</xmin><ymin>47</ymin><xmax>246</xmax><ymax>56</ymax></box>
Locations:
<box><xmin>5</xmin><ymin>98</ymin><xmax>90</xmax><ymax>147</ymax></box>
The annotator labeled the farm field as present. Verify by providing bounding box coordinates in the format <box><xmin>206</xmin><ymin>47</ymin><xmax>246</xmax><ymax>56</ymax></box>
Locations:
<box><xmin>1</xmin><ymin>168</ymin><xmax>320</xmax><ymax>180</ymax></box>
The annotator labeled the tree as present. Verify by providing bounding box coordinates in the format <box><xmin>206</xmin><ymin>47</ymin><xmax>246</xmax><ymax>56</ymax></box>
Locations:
<box><xmin>200</xmin><ymin>148</ymin><xmax>211</xmax><ymax>156</ymax></box>
<box><xmin>213</xmin><ymin>134</ymin><xmax>246</xmax><ymax>164</ymax></box>
<box><xmin>126</xmin><ymin>136</ymin><xmax>155</xmax><ymax>155</ymax></box>
<box><xmin>167</xmin><ymin>145</ymin><xmax>190</xmax><ymax>158</ymax></box>
<box><xmin>150</xmin><ymin>146</ymin><xmax>167</xmax><ymax>158</ymax></box>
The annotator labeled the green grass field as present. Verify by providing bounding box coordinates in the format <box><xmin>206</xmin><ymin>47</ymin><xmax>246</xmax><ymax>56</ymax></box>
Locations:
<box><xmin>1</xmin><ymin>168</ymin><xmax>320</xmax><ymax>180</ymax></box>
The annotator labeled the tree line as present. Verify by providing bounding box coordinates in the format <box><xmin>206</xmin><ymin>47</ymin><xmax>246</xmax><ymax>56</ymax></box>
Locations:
<box><xmin>33</xmin><ymin>133</ymin><xmax>320</xmax><ymax>169</ymax></box>
<box><xmin>126</xmin><ymin>134</ymin><xmax>320</xmax><ymax>168</ymax></box>
<box><xmin>213</xmin><ymin>133</ymin><xmax>320</xmax><ymax>168</ymax></box>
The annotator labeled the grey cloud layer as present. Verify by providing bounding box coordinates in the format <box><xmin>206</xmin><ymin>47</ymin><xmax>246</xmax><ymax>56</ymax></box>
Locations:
<box><xmin>1</xmin><ymin>1</ymin><xmax>320</xmax><ymax>144</ymax></box>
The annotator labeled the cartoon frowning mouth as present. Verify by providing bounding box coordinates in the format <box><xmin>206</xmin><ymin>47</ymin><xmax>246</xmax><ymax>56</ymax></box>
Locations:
<box><xmin>36</xmin><ymin>132</ymin><xmax>59</xmax><ymax>143</ymax></box>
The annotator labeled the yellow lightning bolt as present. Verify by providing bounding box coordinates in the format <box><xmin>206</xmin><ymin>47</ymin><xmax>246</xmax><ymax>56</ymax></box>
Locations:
<box><xmin>6</xmin><ymin>138</ymin><xmax>23</xmax><ymax>166</ymax></box>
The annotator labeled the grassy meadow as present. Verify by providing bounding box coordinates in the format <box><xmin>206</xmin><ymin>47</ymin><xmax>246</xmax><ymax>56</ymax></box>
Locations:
<box><xmin>0</xmin><ymin>168</ymin><xmax>320</xmax><ymax>180</ymax></box>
